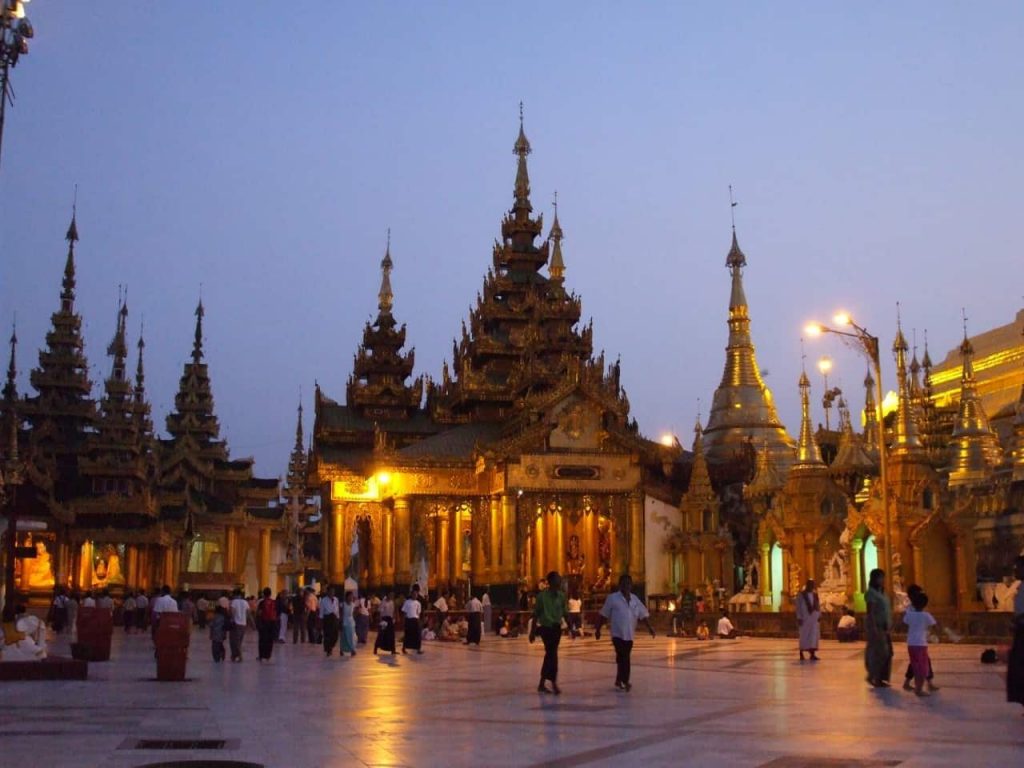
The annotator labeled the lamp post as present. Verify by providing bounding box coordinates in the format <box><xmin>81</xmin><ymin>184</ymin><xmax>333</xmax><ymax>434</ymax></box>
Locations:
<box><xmin>806</xmin><ymin>313</ymin><xmax>892</xmax><ymax>601</ymax></box>
<box><xmin>0</xmin><ymin>0</ymin><xmax>34</xmax><ymax>172</ymax></box>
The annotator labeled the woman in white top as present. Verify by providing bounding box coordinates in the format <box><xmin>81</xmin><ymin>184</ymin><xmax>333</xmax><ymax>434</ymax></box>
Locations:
<box><xmin>402</xmin><ymin>585</ymin><xmax>424</xmax><ymax>655</ymax></box>
<box><xmin>567</xmin><ymin>593</ymin><xmax>583</xmax><ymax>639</ymax></box>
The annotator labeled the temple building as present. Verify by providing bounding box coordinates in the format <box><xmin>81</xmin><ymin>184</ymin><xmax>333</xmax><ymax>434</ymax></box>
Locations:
<box><xmin>1</xmin><ymin>212</ymin><xmax>280</xmax><ymax>605</ymax></box>
<box><xmin>311</xmin><ymin>116</ymin><xmax>674</xmax><ymax>601</ymax></box>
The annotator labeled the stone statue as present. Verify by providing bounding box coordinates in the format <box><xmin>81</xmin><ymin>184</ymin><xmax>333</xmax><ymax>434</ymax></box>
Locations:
<box><xmin>412</xmin><ymin>533</ymin><xmax>429</xmax><ymax>593</ymax></box>
<box><xmin>592</xmin><ymin>520</ymin><xmax>612</xmax><ymax>590</ymax></box>
<box><xmin>347</xmin><ymin>525</ymin><xmax>360</xmax><ymax>582</ymax></box>
<box><xmin>788</xmin><ymin>561</ymin><xmax>802</xmax><ymax>597</ymax></box>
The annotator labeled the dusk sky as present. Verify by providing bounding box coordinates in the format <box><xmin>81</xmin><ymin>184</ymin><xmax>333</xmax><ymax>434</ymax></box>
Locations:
<box><xmin>1</xmin><ymin>3</ymin><xmax>1022</xmax><ymax>477</ymax></box>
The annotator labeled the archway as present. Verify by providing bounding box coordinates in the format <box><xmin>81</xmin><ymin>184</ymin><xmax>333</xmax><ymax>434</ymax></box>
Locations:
<box><xmin>862</xmin><ymin>535</ymin><xmax>878</xmax><ymax>593</ymax></box>
<box><xmin>920</xmin><ymin>520</ymin><xmax>955</xmax><ymax>608</ymax></box>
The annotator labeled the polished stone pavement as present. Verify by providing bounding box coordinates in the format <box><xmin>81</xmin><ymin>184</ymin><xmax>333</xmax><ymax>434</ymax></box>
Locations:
<box><xmin>1</xmin><ymin>628</ymin><xmax>1021</xmax><ymax>768</ymax></box>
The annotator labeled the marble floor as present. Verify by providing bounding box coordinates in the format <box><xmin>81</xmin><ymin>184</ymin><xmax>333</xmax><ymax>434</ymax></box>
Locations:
<box><xmin>1</xmin><ymin>628</ymin><xmax>1021</xmax><ymax>768</ymax></box>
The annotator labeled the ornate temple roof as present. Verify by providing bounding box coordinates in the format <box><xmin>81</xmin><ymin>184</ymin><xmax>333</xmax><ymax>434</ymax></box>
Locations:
<box><xmin>702</xmin><ymin>228</ymin><xmax>796</xmax><ymax>473</ymax></box>
<box><xmin>831</xmin><ymin>396</ymin><xmax>876</xmax><ymax>477</ymax></box>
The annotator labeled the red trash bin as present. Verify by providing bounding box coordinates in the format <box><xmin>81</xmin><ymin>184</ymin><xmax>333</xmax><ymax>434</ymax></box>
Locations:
<box><xmin>154</xmin><ymin>611</ymin><xmax>191</xmax><ymax>682</ymax></box>
<box><xmin>73</xmin><ymin>607</ymin><xmax>113</xmax><ymax>661</ymax></box>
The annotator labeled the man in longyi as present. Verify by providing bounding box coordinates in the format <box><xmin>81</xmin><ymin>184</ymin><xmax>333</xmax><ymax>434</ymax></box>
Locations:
<box><xmin>795</xmin><ymin>579</ymin><xmax>821</xmax><ymax>661</ymax></box>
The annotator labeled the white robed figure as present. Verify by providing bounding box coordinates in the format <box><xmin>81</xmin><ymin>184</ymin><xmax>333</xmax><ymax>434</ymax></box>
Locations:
<box><xmin>412</xmin><ymin>534</ymin><xmax>429</xmax><ymax>595</ymax></box>
<box><xmin>795</xmin><ymin>579</ymin><xmax>821</xmax><ymax>661</ymax></box>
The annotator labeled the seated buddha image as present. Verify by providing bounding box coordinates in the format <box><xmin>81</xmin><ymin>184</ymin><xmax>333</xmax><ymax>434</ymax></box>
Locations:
<box><xmin>25</xmin><ymin>540</ymin><xmax>55</xmax><ymax>589</ymax></box>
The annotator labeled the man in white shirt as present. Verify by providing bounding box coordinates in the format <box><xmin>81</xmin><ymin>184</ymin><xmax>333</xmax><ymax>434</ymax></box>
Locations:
<box><xmin>433</xmin><ymin>592</ymin><xmax>449</xmax><ymax>635</ymax></box>
<box><xmin>228</xmin><ymin>589</ymin><xmax>250</xmax><ymax>662</ymax></box>
<box><xmin>717</xmin><ymin>609</ymin><xmax>737</xmax><ymax>639</ymax></box>
<box><xmin>464</xmin><ymin>594</ymin><xmax>483</xmax><ymax>646</ymax></box>
<box><xmin>81</xmin><ymin>592</ymin><xmax>97</xmax><ymax>608</ymax></box>
<box><xmin>318</xmin><ymin>587</ymin><xmax>340</xmax><ymax>656</ymax></box>
<box><xmin>594</xmin><ymin>574</ymin><xmax>654</xmax><ymax>692</ymax></box>
<box><xmin>402</xmin><ymin>585</ymin><xmax>424</xmax><ymax>654</ymax></box>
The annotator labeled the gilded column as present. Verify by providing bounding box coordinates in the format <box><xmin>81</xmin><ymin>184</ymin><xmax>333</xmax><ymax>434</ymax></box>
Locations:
<box><xmin>583</xmin><ymin>511</ymin><xmax>597</xmax><ymax>585</ymax></box>
<box><xmin>488</xmin><ymin>497</ymin><xmax>501</xmax><ymax>580</ymax></box>
<box><xmin>850</xmin><ymin>538</ymin><xmax>864</xmax><ymax>606</ymax></box>
<box><xmin>471</xmin><ymin>502</ymin><xmax>486</xmax><ymax>583</ymax></box>
<box><xmin>500</xmin><ymin>494</ymin><xmax>516</xmax><ymax>582</ymax></box>
<box><xmin>126</xmin><ymin>545</ymin><xmax>139</xmax><ymax>588</ymax></box>
<box><xmin>760</xmin><ymin>543</ymin><xmax>771</xmax><ymax>599</ymax></box>
<box><xmin>533</xmin><ymin>512</ymin><xmax>546</xmax><ymax>586</ymax></box>
<box><xmin>954</xmin><ymin>540</ymin><xmax>966</xmax><ymax>610</ymax></box>
<box><xmin>628</xmin><ymin>493</ymin><xmax>644</xmax><ymax>583</ymax></box>
<box><xmin>912</xmin><ymin>544</ymin><xmax>924</xmax><ymax>592</ymax></box>
<box><xmin>329</xmin><ymin>508</ymin><xmax>345</xmax><ymax>585</ymax></box>
<box><xmin>394</xmin><ymin>498</ymin><xmax>411</xmax><ymax>587</ymax></box>
<box><xmin>258</xmin><ymin>527</ymin><xmax>271</xmax><ymax>590</ymax></box>
<box><xmin>450</xmin><ymin>506</ymin><xmax>463</xmax><ymax>583</ymax></box>
<box><xmin>80</xmin><ymin>541</ymin><xmax>93</xmax><ymax>589</ymax></box>
<box><xmin>438</xmin><ymin>512</ymin><xmax>450</xmax><ymax>587</ymax></box>
<box><xmin>805</xmin><ymin>544</ymin><xmax>817</xmax><ymax>586</ymax></box>
<box><xmin>612</xmin><ymin>506</ymin><xmax>628</xmax><ymax>582</ymax></box>
<box><xmin>382</xmin><ymin>507</ymin><xmax>395</xmax><ymax>586</ymax></box>
<box><xmin>224</xmin><ymin>526</ymin><xmax>239</xmax><ymax>576</ymax></box>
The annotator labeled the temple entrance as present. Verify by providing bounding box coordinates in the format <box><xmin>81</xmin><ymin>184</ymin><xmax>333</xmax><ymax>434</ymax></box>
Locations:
<box><xmin>920</xmin><ymin>520</ymin><xmax>955</xmax><ymax>608</ymax></box>
<box><xmin>770</xmin><ymin>543</ymin><xmax>783</xmax><ymax>610</ymax></box>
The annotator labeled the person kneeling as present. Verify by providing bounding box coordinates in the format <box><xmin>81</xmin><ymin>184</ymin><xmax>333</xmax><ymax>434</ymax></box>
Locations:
<box><xmin>716</xmin><ymin>609</ymin><xmax>738</xmax><ymax>639</ymax></box>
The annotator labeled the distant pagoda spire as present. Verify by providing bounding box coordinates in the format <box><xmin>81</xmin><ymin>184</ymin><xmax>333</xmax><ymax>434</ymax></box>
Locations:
<box><xmin>25</xmin><ymin>206</ymin><xmax>96</xmax><ymax>495</ymax></box>
<box><xmin>947</xmin><ymin>320</ymin><xmax>1001</xmax><ymax>486</ymax></box>
<box><xmin>285</xmin><ymin>398</ymin><xmax>308</xmax><ymax>493</ymax></box>
<box><xmin>862</xmin><ymin>367</ymin><xmax>880</xmax><ymax>458</ymax></box>
<box><xmin>132</xmin><ymin>321</ymin><xmax>155</xmax><ymax>452</ymax></box>
<box><xmin>548</xmin><ymin>192</ymin><xmax>565</xmax><ymax>284</ymax></box>
<box><xmin>909</xmin><ymin>334</ymin><xmax>923</xmax><ymax>402</ymax></box>
<box><xmin>794</xmin><ymin>369</ymin><xmax>824</xmax><ymax>468</ymax></box>
<box><xmin>890</xmin><ymin>315</ymin><xmax>924</xmax><ymax>456</ymax></box>
<box><xmin>3</xmin><ymin>321</ymin><xmax>16</xmax><ymax>405</ymax></box>
<box><xmin>513</xmin><ymin>101</ymin><xmax>532</xmax><ymax>214</ymax></box>
<box><xmin>832</xmin><ymin>394</ymin><xmax>875</xmax><ymax>478</ymax></box>
<box><xmin>679</xmin><ymin>416</ymin><xmax>716</xmax><ymax>529</ymax></box>
<box><xmin>703</xmin><ymin>221</ymin><xmax>795</xmax><ymax>471</ymax></box>
<box><xmin>747</xmin><ymin>438</ymin><xmax>783</xmax><ymax>498</ymax></box>
<box><xmin>346</xmin><ymin>236</ymin><xmax>422</xmax><ymax>421</ymax></box>
<box><xmin>166</xmin><ymin>297</ymin><xmax>225</xmax><ymax>457</ymax></box>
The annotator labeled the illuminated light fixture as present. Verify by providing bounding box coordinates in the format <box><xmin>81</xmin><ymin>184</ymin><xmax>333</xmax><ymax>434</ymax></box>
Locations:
<box><xmin>804</xmin><ymin>322</ymin><xmax>823</xmax><ymax>337</ymax></box>
<box><xmin>660</xmin><ymin>433</ymin><xmax>675</xmax><ymax>447</ymax></box>
<box><xmin>817</xmin><ymin>356</ymin><xmax>833</xmax><ymax>375</ymax></box>
<box><xmin>376</xmin><ymin>472</ymin><xmax>391</xmax><ymax>486</ymax></box>
<box><xmin>833</xmin><ymin>311</ymin><xmax>852</xmax><ymax>327</ymax></box>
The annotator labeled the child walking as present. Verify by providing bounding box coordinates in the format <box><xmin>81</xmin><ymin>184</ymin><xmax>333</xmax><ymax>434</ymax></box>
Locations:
<box><xmin>902</xmin><ymin>589</ymin><xmax>938</xmax><ymax>697</ymax></box>
<box><xmin>210</xmin><ymin>605</ymin><xmax>228</xmax><ymax>663</ymax></box>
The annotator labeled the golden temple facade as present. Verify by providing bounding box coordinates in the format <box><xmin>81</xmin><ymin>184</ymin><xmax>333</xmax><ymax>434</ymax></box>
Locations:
<box><xmin>311</xmin><ymin>116</ymin><xmax>672</xmax><ymax>601</ymax></box>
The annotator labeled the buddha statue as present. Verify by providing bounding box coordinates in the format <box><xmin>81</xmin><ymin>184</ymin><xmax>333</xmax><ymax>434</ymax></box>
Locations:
<box><xmin>24</xmin><ymin>540</ymin><xmax>54</xmax><ymax>590</ymax></box>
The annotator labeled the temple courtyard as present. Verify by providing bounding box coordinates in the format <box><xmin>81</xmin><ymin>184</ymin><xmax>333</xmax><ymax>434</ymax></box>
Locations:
<box><xmin>1</xmin><ymin>631</ymin><xmax>1021</xmax><ymax>768</ymax></box>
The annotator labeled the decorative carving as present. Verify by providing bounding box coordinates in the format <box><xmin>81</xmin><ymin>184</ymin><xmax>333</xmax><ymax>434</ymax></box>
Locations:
<box><xmin>413</xmin><ymin>473</ymin><xmax>435</xmax><ymax>489</ymax></box>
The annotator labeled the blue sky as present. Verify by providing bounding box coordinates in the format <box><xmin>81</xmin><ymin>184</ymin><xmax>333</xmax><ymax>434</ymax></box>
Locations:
<box><xmin>2</xmin><ymin>3</ymin><xmax>1022</xmax><ymax>475</ymax></box>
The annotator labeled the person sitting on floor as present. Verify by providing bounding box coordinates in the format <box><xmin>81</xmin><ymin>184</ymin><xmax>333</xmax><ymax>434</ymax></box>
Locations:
<box><xmin>836</xmin><ymin>606</ymin><xmax>860</xmax><ymax>642</ymax></box>
<box><xmin>716</xmin><ymin>609</ymin><xmax>738</xmax><ymax>639</ymax></box>
<box><xmin>695</xmin><ymin>622</ymin><xmax>710</xmax><ymax>641</ymax></box>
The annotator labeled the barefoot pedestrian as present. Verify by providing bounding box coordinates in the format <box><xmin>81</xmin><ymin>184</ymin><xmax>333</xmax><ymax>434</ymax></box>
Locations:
<box><xmin>594</xmin><ymin>574</ymin><xmax>654</xmax><ymax>692</ymax></box>
<box><xmin>530</xmin><ymin>571</ymin><xmax>567</xmax><ymax>695</ymax></box>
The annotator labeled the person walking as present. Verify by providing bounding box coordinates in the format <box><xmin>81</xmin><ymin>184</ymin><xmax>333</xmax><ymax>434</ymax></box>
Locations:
<box><xmin>355</xmin><ymin>594</ymin><xmax>370</xmax><ymax>645</ymax></box>
<box><xmin>902</xmin><ymin>585</ymin><xmax>937</xmax><ymax>690</ymax></box>
<box><xmin>229</xmin><ymin>589</ymin><xmax>250</xmax><ymax>662</ymax></box>
<box><xmin>291</xmin><ymin>589</ymin><xmax>307</xmax><ymax>644</ymax></box>
<box><xmin>795</xmin><ymin>579</ymin><xmax>821</xmax><ymax>661</ymax></box>
<box><xmin>341</xmin><ymin>591</ymin><xmax>358</xmax><ymax>657</ymax></box>
<box><xmin>902</xmin><ymin>588</ymin><xmax>938</xmax><ymax>697</ymax></box>
<box><xmin>594</xmin><ymin>574</ymin><xmax>655</xmax><ymax>692</ymax></box>
<box><xmin>276</xmin><ymin>590</ymin><xmax>290</xmax><ymax>643</ymax></box>
<box><xmin>530</xmin><ymin>571</ymin><xmax>568</xmax><ymax>695</ymax></box>
<box><xmin>210</xmin><ymin>604</ymin><xmax>228</xmax><ymax>663</ymax></box>
<box><xmin>464</xmin><ymin>593</ymin><xmax>483</xmax><ymax>646</ymax></box>
<box><xmin>256</xmin><ymin>588</ymin><xmax>278</xmax><ymax>662</ymax></box>
<box><xmin>864</xmin><ymin>568</ymin><xmax>893</xmax><ymax>688</ymax></box>
<box><xmin>375</xmin><ymin>592</ymin><xmax>397</xmax><ymax>655</ymax></box>
<box><xmin>319</xmin><ymin>586</ymin><xmax>340</xmax><ymax>657</ymax></box>
<box><xmin>305</xmin><ymin>587</ymin><xmax>320</xmax><ymax>644</ymax></box>
<box><xmin>122</xmin><ymin>592</ymin><xmax>136</xmax><ymax>635</ymax></box>
<box><xmin>481</xmin><ymin>589</ymin><xmax>492</xmax><ymax>636</ymax></box>
<box><xmin>1007</xmin><ymin>555</ymin><xmax>1024</xmax><ymax>712</ymax></box>
<box><xmin>567</xmin><ymin>591</ymin><xmax>583</xmax><ymax>639</ymax></box>
<box><xmin>402</xmin><ymin>585</ymin><xmax>424</xmax><ymax>655</ymax></box>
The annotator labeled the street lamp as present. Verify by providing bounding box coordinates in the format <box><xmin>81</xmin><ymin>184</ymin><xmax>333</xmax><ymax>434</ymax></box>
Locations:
<box><xmin>805</xmin><ymin>313</ymin><xmax>892</xmax><ymax>600</ymax></box>
<box><xmin>0</xmin><ymin>0</ymin><xmax>34</xmax><ymax>172</ymax></box>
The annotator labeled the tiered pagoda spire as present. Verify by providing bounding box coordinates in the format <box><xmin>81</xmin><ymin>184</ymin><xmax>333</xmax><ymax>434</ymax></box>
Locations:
<box><xmin>165</xmin><ymin>299</ymin><xmax>227</xmax><ymax>462</ymax></box>
<box><xmin>890</xmin><ymin>320</ymin><xmax>925</xmax><ymax>456</ymax></box>
<box><xmin>78</xmin><ymin>297</ymin><xmax>155</xmax><ymax>516</ymax></box>
<box><xmin>429</xmin><ymin>110</ymin><xmax>602</xmax><ymax>423</ymax></box>
<box><xmin>25</xmin><ymin>208</ymin><xmax>96</xmax><ymax>500</ymax></box>
<box><xmin>831</xmin><ymin>395</ymin><xmax>876</xmax><ymax>484</ymax></box>
<box><xmin>747</xmin><ymin>439</ymin><xmax>784</xmax><ymax>499</ymax></box>
<box><xmin>793</xmin><ymin>370</ymin><xmax>825</xmax><ymax>470</ymax></box>
<box><xmin>133</xmin><ymin>324</ymin><xmax>155</xmax><ymax>451</ymax></box>
<box><xmin>862</xmin><ymin>367</ymin><xmax>880</xmax><ymax>459</ymax></box>
<box><xmin>285</xmin><ymin>400</ymin><xmax>308</xmax><ymax>493</ymax></box>
<box><xmin>1</xmin><ymin>323</ymin><xmax>18</xmax><ymax>447</ymax></box>
<box><xmin>703</xmin><ymin>227</ymin><xmax>795</xmax><ymax>471</ymax></box>
<box><xmin>346</xmin><ymin>236</ymin><xmax>423</xmax><ymax>421</ymax></box>
<box><xmin>680</xmin><ymin>418</ymin><xmax>717</xmax><ymax>529</ymax></box>
<box><xmin>947</xmin><ymin>327</ymin><xmax>1001</xmax><ymax>487</ymax></box>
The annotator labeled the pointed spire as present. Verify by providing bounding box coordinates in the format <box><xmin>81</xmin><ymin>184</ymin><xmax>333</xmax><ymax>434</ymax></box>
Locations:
<box><xmin>3</xmin><ymin>320</ymin><xmax>16</xmax><ymax>404</ymax></box>
<box><xmin>513</xmin><ymin>102</ymin><xmax>532</xmax><ymax>211</ymax></box>
<box><xmin>890</xmin><ymin>311</ymin><xmax>924</xmax><ymax>455</ymax></box>
<box><xmin>909</xmin><ymin>330</ymin><xmax>922</xmax><ymax>400</ymax></box>
<box><xmin>378</xmin><ymin>229</ymin><xmax>394</xmax><ymax>314</ymax></box>
<box><xmin>107</xmin><ymin>294</ymin><xmax>129</xmax><ymax>383</ymax></box>
<box><xmin>795</xmin><ymin>369</ymin><xmax>824</xmax><ymax>467</ymax></box>
<box><xmin>948</xmin><ymin>318</ymin><xmax>1001</xmax><ymax>486</ymax></box>
<box><xmin>680</xmin><ymin>411</ymin><xmax>715</xmax><ymax>527</ymax></box>
<box><xmin>921</xmin><ymin>330</ymin><xmax>934</xmax><ymax>397</ymax></box>
<box><xmin>704</xmin><ymin>220</ymin><xmax>795</xmax><ymax>472</ymax></box>
<box><xmin>832</xmin><ymin>394</ymin><xmax>876</xmax><ymax>476</ymax></box>
<box><xmin>286</xmin><ymin>397</ymin><xmax>308</xmax><ymax>493</ymax></box>
<box><xmin>192</xmin><ymin>297</ymin><xmax>205</xmax><ymax>363</ymax></box>
<box><xmin>135</xmin><ymin>321</ymin><xmax>146</xmax><ymax>395</ymax></box>
<box><xmin>61</xmin><ymin>204</ymin><xmax>79</xmax><ymax>312</ymax></box>
<box><xmin>548</xmin><ymin>191</ymin><xmax>565</xmax><ymax>283</ymax></box>
<box><xmin>862</xmin><ymin>367</ymin><xmax>880</xmax><ymax>457</ymax></box>
<box><xmin>747</xmin><ymin>438</ymin><xmax>783</xmax><ymax>496</ymax></box>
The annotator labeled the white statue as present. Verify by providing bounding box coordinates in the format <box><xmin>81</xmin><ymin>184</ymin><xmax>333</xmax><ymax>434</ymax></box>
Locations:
<box><xmin>412</xmin><ymin>534</ymin><xmax>429</xmax><ymax>593</ymax></box>
<box><xmin>0</xmin><ymin>612</ymin><xmax>48</xmax><ymax>662</ymax></box>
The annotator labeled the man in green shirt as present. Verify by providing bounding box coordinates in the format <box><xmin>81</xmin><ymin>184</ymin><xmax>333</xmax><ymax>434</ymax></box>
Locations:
<box><xmin>530</xmin><ymin>571</ymin><xmax>568</xmax><ymax>694</ymax></box>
